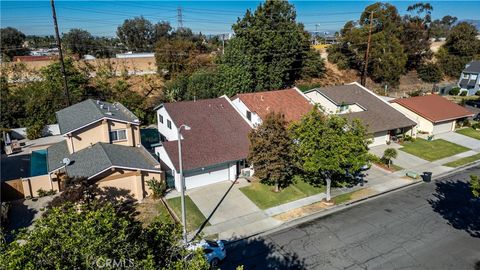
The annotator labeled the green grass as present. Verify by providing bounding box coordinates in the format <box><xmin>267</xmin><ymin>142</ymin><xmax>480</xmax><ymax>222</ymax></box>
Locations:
<box><xmin>456</xmin><ymin>128</ymin><xmax>480</xmax><ymax>140</ymax></box>
<box><xmin>167</xmin><ymin>196</ymin><xmax>209</xmax><ymax>232</ymax></box>
<box><xmin>400</xmin><ymin>138</ymin><xmax>470</xmax><ymax>161</ymax></box>
<box><xmin>443</xmin><ymin>153</ymin><xmax>480</xmax><ymax>167</ymax></box>
<box><xmin>240</xmin><ymin>179</ymin><xmax>326</xmax><ymax>210</ymax></box>
<box><xmin>157</xmin><ymin>202</ymin><xmax>173</xmax><ymax>221</ymax></box>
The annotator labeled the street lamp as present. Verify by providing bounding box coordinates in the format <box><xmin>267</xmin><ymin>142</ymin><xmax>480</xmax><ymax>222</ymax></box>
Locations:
<box><xmin>177</xmin><ymin>124</ymin><xmax>191</xmax><ymax>245</ymax></box>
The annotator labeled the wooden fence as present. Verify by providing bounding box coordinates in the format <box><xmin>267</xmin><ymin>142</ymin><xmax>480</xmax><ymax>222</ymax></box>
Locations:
<box><xmin>1</xmin><ymin>179</ymin><xmax>25</xmax><ymax>201</ymax></box>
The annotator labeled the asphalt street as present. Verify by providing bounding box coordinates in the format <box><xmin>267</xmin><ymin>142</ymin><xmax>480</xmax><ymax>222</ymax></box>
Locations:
<box><xmin>221</xmin><ymin>166</ymin><xmax>480</xmax><ymax>270</ymax></box>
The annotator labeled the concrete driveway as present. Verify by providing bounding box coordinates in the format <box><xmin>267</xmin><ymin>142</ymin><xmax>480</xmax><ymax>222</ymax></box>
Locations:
<box><xmin>369</xmin><ymin>143</ymin><xmax>430</xmax><ymax>169</ymax></box>
<box><xmin>434</xmin><ymin>131</ymin><xmax>480</xmax><ymax>150</ymax></box>
<box><xmin>187</xmin><ymin>180</ymin><xmax>261</xmax><ymax>225</ymax></box>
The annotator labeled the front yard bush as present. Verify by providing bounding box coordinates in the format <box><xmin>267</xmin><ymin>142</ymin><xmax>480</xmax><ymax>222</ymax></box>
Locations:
<box><xmin>449</xmin><ymin>87</ymin><xmax>460</xmax><ymax>96</ymax></box>
<box><xmin>146</xmin><ymin>178</ymin><xmax>166</xmax><ymax>199</ymax></box>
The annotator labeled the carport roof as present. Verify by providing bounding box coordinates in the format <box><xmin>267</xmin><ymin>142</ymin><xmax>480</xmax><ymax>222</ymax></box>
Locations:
<box><xmin>160</xmin><ymin>97</ymin><xmax>252</xmax><ymax>171</ymax></box>
<box><xmin>307</xmin><ymin>83</ymin><xmax>416</xmax><ymax>133</ymax></box>
<box><xmin>47</xmin><ymin>141</ymin><xmax>160</xmax><ymax>179</ymax></box>
<box><xmin>391</xmin><ymin>95</ymin><xmax>474</xmax><ymax>123</ymax></box>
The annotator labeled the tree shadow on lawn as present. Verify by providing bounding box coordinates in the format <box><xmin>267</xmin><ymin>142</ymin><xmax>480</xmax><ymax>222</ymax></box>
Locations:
<box><xmin>220</xmin><ymin>236</ymin><xmax>306</xmax><ymax>270</ymax></box>
<box><xmin>428</xmin><ymin>180</ymin><xmax>480</xmax><ymax>238</ymax></box>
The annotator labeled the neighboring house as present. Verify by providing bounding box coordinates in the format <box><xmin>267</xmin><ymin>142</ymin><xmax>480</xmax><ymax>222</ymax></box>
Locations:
<box><xmin>22</xmin><ymin>99</ymin><xmax>162</xmax><ymax>200</ymax></box>
<box><xmin>230</xmin><ymin>88</ymin><xmax>313</xmax><ymax>126</ymax></box>
<box><xmin>305</xmin><ymin>82</ymin><xmax>417</xmax><ymax>147</ymax></box>
<box><xmin>155</xmin><ymin>97</ymin><xmax>252</xmax><ymax>191</ymax></box>
<box><xmin>458</xmin><ymin>61</ymin><xmax>480</xmax><ymax>96</ymax></box>
<box><xmin>390</xmin><ymin>94</ymin><xmax>474</xmax><ymax>135</ymax></box>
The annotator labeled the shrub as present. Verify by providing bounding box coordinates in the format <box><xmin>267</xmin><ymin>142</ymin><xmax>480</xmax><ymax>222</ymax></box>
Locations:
<box><xmin>472</xmin><ymin>123</ymin><xmax>480</xmax><ymax>130</ymax></box>
<box><xmin>476</xmin><ymin>91</ymin><xmax>480</xmax><ymax>96</ymax></box>
<box><xmin>459</xmin><ymin>91</ymin><xmax>467</xmax><ymax>96</ymax></box>
<box><xmin>146</xmin><ymin>178</ymin><xmax>166</xmax><ymax>199</ymax></box>
<box><xmin>449</xmin><ymin>87</ymin><xmax>460</xmax><ymax>95</ymax></box>
<box><xmin>37</xmin><ymin>189</ymin><xmax>56</xmax><ymax>197</ymax></box>
<box><xmin>26</xmin><ymin>121</ymin><xmax>44</xmax><ymax>140</ymax></box>
<box><xmin>417</xmin><ymin>62</ymin><xmax>443</xmax><ymax>83</ymax></box>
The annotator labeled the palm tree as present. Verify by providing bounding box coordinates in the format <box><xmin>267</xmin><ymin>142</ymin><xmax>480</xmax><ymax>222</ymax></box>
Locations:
<box><xmin>382</xmin><ymin>148</ymin><xmax>398</xmax><ymax>168</ymax></box>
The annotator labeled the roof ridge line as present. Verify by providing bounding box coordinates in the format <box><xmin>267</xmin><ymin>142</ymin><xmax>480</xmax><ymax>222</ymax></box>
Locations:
<box><xmin>96</xmin><ymin>142</ymin><xmax>114</xmax><ymax>168</ymax></box>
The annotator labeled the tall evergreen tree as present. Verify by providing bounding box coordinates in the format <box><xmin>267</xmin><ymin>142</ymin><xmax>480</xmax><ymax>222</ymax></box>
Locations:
<box><xmin>217</xmin><ymin>0</ymin><xmax>324</xmax><ymax>93</ymax></box>
<box><xmin>248</xmin><ymin>112</ymin><xmax>296</xmax><ymax>192</ymax></box>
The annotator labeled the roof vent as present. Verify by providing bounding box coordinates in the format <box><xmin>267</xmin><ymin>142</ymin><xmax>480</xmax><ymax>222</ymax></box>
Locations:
<box><xmin>99</xmin><ymin>104</ymin><xmax>104</xmax><ymax>109</ymax></box>
<box><xmin>105</xmin><ymin>112</ymin><xmax>113</xmax><ymax>116</ymax></box>
<box><xmin>96</xmin><ymin>100</ymin><xmax>100</xmax><ymax>104</ymax></box>
<box><xmin>261</xmin><ymin>96</ymin><xmax>264</xmax><ymax>101</ymax></box>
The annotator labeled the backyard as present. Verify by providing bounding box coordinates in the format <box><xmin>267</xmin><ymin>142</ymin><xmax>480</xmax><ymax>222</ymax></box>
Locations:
<box><xmin>456</xmin><ymin>128</ymin><xmax>480</xmax><ymax>140</ymax></box>
<box><xmin>240</xmin><ymin>178</ymin><xmax>326</xmax><ymax>210</ymax></box>
<box><xmin>400</xmin><ymin>138</ymin><xmax>470</xmax><ymax>161</ymax></box>
<box><xmin>167</xmin><ymin>195</ymin><xmax>209</xmax><ymax>232</ymax></box>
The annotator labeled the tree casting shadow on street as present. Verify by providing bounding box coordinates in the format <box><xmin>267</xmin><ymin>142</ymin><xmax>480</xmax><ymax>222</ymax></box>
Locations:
<box><xmin>428</xmin><ymin>180</ymin><xmax>480</xmax><ymax>238</ymax></box>
<box><xmin>220</xmin><ymin>236</ymin><xmax>306</xmax><ymax>270</ymax></box>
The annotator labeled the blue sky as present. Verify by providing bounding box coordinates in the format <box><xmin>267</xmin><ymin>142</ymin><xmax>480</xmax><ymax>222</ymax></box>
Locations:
<box><xmin>1</xmin><ymin>1</ymin><xmax>479</xmax><ymax>37</ymax></box>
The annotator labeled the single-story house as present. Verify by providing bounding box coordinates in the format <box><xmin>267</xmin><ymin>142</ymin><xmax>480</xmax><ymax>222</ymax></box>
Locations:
<box><xmin>457</xmin><ymin>60</ymin><xmax>480</xmax><ymax>96</ymax></box>
<box><xmin>22</xmin><ymin>99</ymin><xmax>162</xmax><ymax>200</ymax></box>
<box><xmin>305</xmin><ymin>82</ymin><xmax>417</xmax><ymax>146</ymax></box>
<box><xmin>155</xmin><ymin>96</ymin><xmax>252</xmax><ymax>191</ymax></box>
<box><xmin>390</xmin><ymin>94</ymin><xmax>474</xmax><ymax>135</ymax></box>
<box><xmin>230</xmin><ymin>88</ymin><xmax>313</xmax><ymax>126</ymax></box>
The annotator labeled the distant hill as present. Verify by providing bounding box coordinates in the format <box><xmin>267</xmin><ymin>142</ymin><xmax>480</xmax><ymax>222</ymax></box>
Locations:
<box><xmin>459</xmin><ymin>19</ymin><xmax>480</xmax><ymax>30</ymax></box>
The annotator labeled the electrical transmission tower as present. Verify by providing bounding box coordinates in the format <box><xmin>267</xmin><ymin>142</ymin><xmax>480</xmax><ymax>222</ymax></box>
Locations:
<box><xmin>177</xmin><ymin>6</ymin><xmax>184</xmax><ymax>29</ymax></box>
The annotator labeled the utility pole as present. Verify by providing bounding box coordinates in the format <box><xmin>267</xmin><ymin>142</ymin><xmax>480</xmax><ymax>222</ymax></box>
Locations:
<box><xmin>361</xmin><ymin>11</ymin><xmax>374</xmax><ymax>87</ymax></box>
<box><xmin>50</xmin><ymin>0</ymin><xmax>70</xmax><ymax>106</ymax></box>
<box><xmin>177</xmin><ymin>6</ymin><xmax>184</xmax><ymax>29</ymax></box>
<box><xmin>221</xmin><ymin>34</ymin><xmax>225</xmax><ymax>55</ymax></box>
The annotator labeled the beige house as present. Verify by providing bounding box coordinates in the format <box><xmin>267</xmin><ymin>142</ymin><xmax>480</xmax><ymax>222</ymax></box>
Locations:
<box><xmin>304</xmin><ymin>83</ymin><xmax>417</xmax><ymax>147</ymax></box>
<box><xmin>22</xmin><ymin>99</ymin><xmax>162</xmax><ymax>200</ymax></box>
<box><xmin>390</xmin><ymin>95</ymin><xmax>474</xmax><ymax>135</ymax></box>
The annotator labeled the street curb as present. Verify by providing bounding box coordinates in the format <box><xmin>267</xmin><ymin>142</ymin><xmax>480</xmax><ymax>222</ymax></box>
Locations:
<box><xmin>224</xmin><ymin>161</ymin><xmax>480</xmax><ymax>247</ymax></box>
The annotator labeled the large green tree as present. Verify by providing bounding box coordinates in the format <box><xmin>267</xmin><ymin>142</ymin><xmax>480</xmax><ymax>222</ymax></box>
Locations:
<box><xmin>0</xmin><ymin>27</ymin><xmax>27</xmax><ymax>60</ymax></box>
<box><xmin>117</xmin><ymin>16</ymin><xmax>155</xmax><ymax>51</ymax></box>
<box><xmin>248</xmin><ymin>112</ymin><xmax>296</xmax><ymax>192</ymax></box>
<box><xmin>291</xmin><ymin>108</ymin><xmax>371</xmax><ymax>201</ymax></box>
<box><xmin>429</xmin><ymin>15</ymin><xmax>457</xmax><ymax>39</ymax></box>
<box><xmin>328</xmin><ymin>2</ymin><xmax>407</xmax><ymax>86</ymax></box>
<box><xmin>0</xmin><ymin>203</ymin><xmax>208</xmax><ymax>269</ymax></box>
<box><xmin>437</xmin><ymin>22</ymin><xmax>480</xmax><ymax>77</ymax></box>
<box><xmin>217</xmin><ymin>0</ymin><xmax>323</xmax><ymax>93</ymax></box>
<box><xmin>63</xmin><ymin>28</ymin><xmax>95</xmax><ymax>57</ymax></box>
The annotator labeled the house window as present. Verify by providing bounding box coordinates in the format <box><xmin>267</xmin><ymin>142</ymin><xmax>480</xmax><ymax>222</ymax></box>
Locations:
<box><xmin>159</xmin><ymin>114</ymin><xmax>164</xmax><ymax>124</ymax></box>
<box><xmin>110</xmin><ymin>129</ymin><xmax>127</xmax><ymax>142</ymax></box>
<box><xmin>246</xmin><ymin>111</ymin><xmax>252</xmax><ymax>121</ymax></box>
<box><xmin>462</xmin><ymin>73</ymin><xmax>469</xmax><ymax>79</ymax></box>
<box><xmin>471</xmin><ymin>74</ymin><xmax>478</xmax><ymax>80</ymax></box>
<box><xmin>167</xmin><ymin>120</ymin><xmax>172</xmax><ymax>129</ymax></box>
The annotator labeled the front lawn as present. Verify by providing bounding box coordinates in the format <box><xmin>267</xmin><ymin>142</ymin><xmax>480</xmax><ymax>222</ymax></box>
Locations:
<box><xmin>167</xmin><ymin>196</ymin><xmax>209</xmax><ymax>232</ymax></box>
<box><xmin>400</xmin><ymin>138</ymin><xmax>469</xmax><ymax>161</ymax></box>
<box><xmin>456</xmin><ymin>128</ymin><xmax>480</xmax><ymax>140</ymax></box>
<box><xmin>240</xmin><ymin>179</ymin><xmax>325</xmax><ymax>210</ymax></box>
<box><xmin>443</xmin><ymin>153</ymin><xmax>480</xmax><ymax>167</ymax></box>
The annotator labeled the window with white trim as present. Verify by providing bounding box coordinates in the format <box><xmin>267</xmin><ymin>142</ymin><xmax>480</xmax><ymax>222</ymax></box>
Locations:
<box><xmin>159</xmin><ymin>114</ymin><xmax>164</xmax><ymax>124</ymax></box>
<box><xmin>110</xmin><ymin>129</ymin><xmax>127</xmax><ymax>142</ymax></box>
<box><xmin>462</xmin><ymin>73</ymin><xmax>469</xmax><ymax>79</ymax></box>
<box><xmin>471</xmin><ymin>74</ymin><xmax>478</xmax><ymax>80</ymax></box>
<box><xmin>246</xmin><ymin>111</ymin><xmax>252</xmax><ymax>121</ymax></box>
<box><xmin>167</xmin><ymin>120</ymin><xmax>172</xmax><ymax>129</ymax></box>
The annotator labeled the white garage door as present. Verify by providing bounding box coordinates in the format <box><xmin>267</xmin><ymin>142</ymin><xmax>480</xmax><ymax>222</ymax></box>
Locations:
<box><xmin>184</xmin><ymin>165</ymin><xmax>230</xmax><ymax>189</ymax></box>
<box><xmin>432</xmin><ymin>121</ymin><xmax>454</xmax><ymax>135</ymax></box>
<box><xmin>370</xmin><ymin>131</ymin><xmax>389</xmax><ymax>147</ymax></box>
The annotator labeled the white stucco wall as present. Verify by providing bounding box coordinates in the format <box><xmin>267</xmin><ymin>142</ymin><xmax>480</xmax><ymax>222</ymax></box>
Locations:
<box><xmin>156</xmin><ymin>106</ymin><xmax>179</xmax><ymax>141</ymax></box>
<box><xmin>390</xmin><ymin>103</ymin><xmax>435</xmax><ymax>134</ymax></box>
<box><xmin>231</xmin><ymin>98</ymin><xmax>263</xmax><ymax>127</ymax></box>
<box><xmin>305</xmin><ymin>91</ymin><xmax>337</xmax><ymax>114</ymax></box>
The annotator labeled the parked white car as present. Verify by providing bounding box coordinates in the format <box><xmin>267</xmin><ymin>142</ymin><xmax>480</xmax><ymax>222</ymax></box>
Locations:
<box><xmin>188</xmin><ymin>239</ymin><xmax>226</xmax><ymax>268</ymax></box>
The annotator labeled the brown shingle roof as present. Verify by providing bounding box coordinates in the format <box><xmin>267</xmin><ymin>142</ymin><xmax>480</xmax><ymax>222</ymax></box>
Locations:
<box><xmin>161</xmin><ymin>97</ymin><xmax>252</xmax><ymax>171</ymax></box>
<box><xmin>233</xmin><ymin>88</ymin><xmax>313</xmax><ymax>122</ymax></box>
<box><xmin>312</xmin><ymin>83</ymin><xmax>416</xmax><ymax>133</ymax></box>
<box><xmin>391</xmin><ymin>94</ymin><xmax>474</xmax><ymax>123</ymax></box>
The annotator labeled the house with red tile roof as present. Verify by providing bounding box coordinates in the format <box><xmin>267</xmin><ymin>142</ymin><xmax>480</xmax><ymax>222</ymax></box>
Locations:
<box><xmin>154</xmin><ymin>96</ymin><xmax>252</xmax><ymax>190</ymax></box>
<box><xmin>230</xmin><ymin>88</ymin><xmax>313</xmax><ymax>127</ymax></box>
<box><xmin>390</xmin><ymin>94</ymin><xmax>474</xmax><ymax>135</ymax></box>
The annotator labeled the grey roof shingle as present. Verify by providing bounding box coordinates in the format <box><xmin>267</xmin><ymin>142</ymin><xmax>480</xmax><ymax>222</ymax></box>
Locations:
<box><xmin>463</xmin><ymin>61</ymin><xmax>480</xmax><ymax>73</ymax></box>
<box><xmin>56</xmin><ymin>99</ymin><xmax>140</xmax><ymax>134</ymax></box>
<box><xmin>47</xmin><ymin>141</ymin><xmax>159</xmax><ymax>179</ymax></box>
<box><xmin>309</xmin><ymin>83</ymin><xmax>416</xmax><ymax>133</ymax></box>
